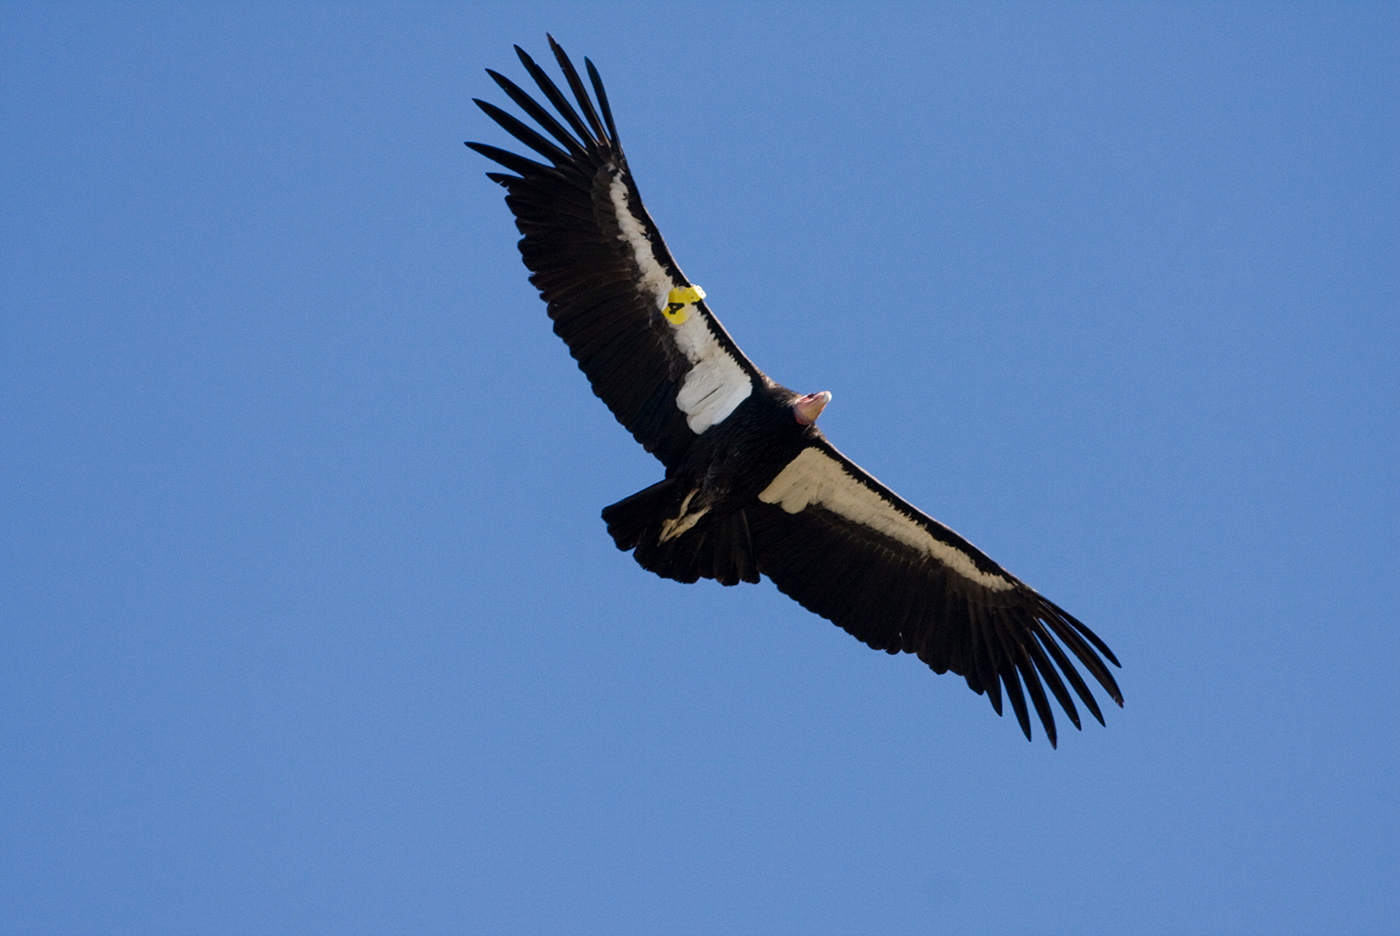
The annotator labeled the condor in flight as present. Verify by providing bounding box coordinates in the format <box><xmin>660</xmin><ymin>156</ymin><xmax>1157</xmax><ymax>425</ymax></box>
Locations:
<box><xmin>469</xmin><ymin>38</ymin><xmax>1123</xmax><ymax>745</ymax></box>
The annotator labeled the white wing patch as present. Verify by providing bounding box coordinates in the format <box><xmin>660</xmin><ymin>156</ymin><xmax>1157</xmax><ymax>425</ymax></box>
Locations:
<box><xmin>672</xmin><ymin>347</ymin><xmax>751</xmax><ymax>433</ymax></box>
<box><xmin>607</xmin><ymin>174</ymin><xmax>752</xmax><ymax>434</ymax></box>
<box><xmin>758</xmin><ymin>448</ymin><xmax>1016</xmax><ymax>592</ymax></box>
<box><xmin>608</xmin><ymin>172</ymin><xmax>671</xmax><ymax>305</ymax></box>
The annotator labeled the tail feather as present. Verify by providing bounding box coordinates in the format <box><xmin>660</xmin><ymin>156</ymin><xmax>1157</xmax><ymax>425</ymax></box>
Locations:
<box><xmin>601</xmin><ymin>477</ymin><xmax>676</xmax><ymax>552</ymax></box>
<box><xmin>601</xmin><ymin>481</ymin><xmax>760</xmax><ymax>587</ymax></box>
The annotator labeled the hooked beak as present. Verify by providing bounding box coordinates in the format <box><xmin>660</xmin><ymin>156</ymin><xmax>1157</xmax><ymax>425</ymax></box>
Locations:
<box><xmin>793</xmin><ymin>391</ymin><xmax>832</xmax><ymax>426</ymax></box>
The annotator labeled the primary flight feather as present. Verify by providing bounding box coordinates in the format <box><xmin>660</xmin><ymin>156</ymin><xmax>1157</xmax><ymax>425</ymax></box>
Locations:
<box><xmin>468</xmin><ymin>37</ymin><xmax>1123</xmax><ymax>746</ymax></box>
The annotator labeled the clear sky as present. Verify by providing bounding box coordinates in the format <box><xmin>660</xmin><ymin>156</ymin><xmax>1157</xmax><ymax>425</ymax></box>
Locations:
<box><xmin>2</xmin><ymin>4</ymin><xmax>1396</xmax><ymax>934</ymax></box>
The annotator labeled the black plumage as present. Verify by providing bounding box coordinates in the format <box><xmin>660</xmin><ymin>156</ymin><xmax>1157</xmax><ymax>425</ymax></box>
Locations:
<box><xmin>469</xmin><ymin>37</ymin><xmax>1123</xmax><ymax>745</ymax></box>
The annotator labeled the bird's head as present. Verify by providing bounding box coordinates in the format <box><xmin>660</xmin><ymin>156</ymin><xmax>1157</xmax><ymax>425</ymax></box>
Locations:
<box><xmin>792</xmin><ymin>391</ymin><xmax>832</xmax><ymax>426</ymax></box>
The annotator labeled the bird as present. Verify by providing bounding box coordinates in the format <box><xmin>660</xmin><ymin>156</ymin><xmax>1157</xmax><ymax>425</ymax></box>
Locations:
<box><xmin>468</xmin><ymin>36</ymin><xmax>1122</xmax><ymax>746</ymax></box>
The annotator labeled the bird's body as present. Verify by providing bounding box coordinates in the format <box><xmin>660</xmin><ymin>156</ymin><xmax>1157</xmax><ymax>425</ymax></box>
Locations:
<box><xmin>603</xmin><ymin>380</ymin><xmax>813</xmax><ymax>588</ymax></box>
<box><xmin>470</xmin><ymin>37</ymin><xmax>1123</xmax><ymax>745</ymax></box>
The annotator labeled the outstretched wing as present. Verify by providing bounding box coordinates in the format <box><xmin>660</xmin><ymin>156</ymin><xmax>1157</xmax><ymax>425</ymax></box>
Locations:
<box><xmin>748</xmin><ymin>437</ymin><xmax>1122</xmax><ymax>746</ymax></box>
<box><xmin>468</xmin><ymin>37</ymin><xmax>767</xmax><ymax>469</ymax></box>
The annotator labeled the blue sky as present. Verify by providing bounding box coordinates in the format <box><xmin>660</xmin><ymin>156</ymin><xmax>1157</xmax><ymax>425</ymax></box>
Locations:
<box><xmin>2</xmin><ymin>4</ymin><xmax>1396</xmax><ymax>933</ymax></box>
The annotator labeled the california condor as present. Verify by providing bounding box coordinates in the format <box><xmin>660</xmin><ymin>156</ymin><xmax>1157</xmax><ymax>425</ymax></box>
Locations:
<box><xmin>468</xmin><ymin>37</ymin><xmax>1123</xmax><ymax>745</ymax></box>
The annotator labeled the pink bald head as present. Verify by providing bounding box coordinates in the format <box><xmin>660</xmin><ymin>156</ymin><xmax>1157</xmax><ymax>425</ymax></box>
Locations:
<box><xmin>793</xmin><ymin>391</ymin><xmax>832</xmax><ymax>426</ymax></box>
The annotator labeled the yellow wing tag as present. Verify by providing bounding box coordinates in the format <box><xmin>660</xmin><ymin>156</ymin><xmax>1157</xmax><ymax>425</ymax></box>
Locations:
<box><xmin>663</xmin><ymin>285</ymin><xmax>706</xmax><ymax>325</ymax></box>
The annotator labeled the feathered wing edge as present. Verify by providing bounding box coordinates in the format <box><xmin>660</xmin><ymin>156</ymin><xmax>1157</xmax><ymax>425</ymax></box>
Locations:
<box><xmin>467</xmin><ymin>37</ymin><xmax>766</xmax><ymax>467</ymax></box>
<box><xmin>750</xmin><ymin>438</ymin><xmax>1122</xmax><ymax>746</ymax></box>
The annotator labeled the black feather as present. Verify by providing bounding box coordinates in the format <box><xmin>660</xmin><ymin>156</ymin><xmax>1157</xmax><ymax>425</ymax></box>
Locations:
<box><xmin>548</xmin><ymin>36</ymin><xmax>609</xmax><ymax>144</ymax></box>
<box><xmin>486</xmin><ymin>68</ymin><xmax>589</xmax><ymax>157</ymax></box>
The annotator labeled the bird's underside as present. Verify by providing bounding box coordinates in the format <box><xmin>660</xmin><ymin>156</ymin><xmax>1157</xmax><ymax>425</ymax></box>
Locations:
<box><xmin>469</xmin><ymin>36</ymin><xmax>1123</xmax><ymax>746</ymax></box>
